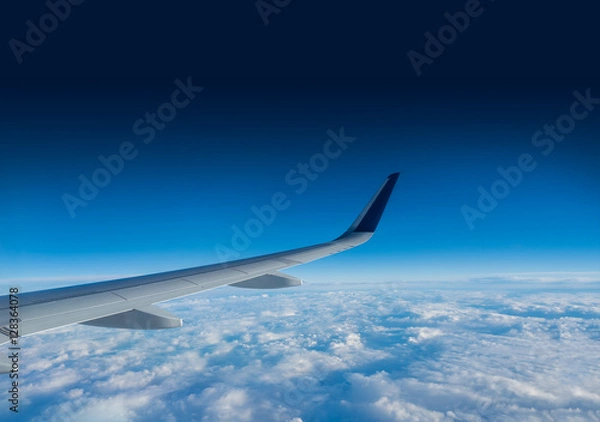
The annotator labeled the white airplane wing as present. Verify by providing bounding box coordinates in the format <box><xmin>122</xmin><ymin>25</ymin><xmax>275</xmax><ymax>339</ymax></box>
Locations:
<box><xmin>0</xmin><ymin>173</ymin><xmax>399</xmax><ymax>373</ymax></box>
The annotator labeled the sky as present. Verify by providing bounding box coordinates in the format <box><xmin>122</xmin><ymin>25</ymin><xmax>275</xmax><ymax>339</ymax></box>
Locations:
<box><xmin>0</xmin><ymin>81</ymin><xmax>598</xmax><ymax>288</ymax></box>
<box><xmin>1</xmin><ymin>1</ymin><xmax>599</xmax><ymax>290</ymax></box>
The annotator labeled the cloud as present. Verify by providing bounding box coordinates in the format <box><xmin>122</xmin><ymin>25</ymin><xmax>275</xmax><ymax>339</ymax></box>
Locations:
<box><xmin>407</xmin><ymin>327</ymin><xmax>443</xmax><ymax>343</ymax></box>
<box><xmin>3</xmin><ymin>282</ymin><xmax>600</xmax><ymax>421</ymax></box>
<box><xmin>188</xmin><ymin>386</ymin><xmax>253</xmax><ymax>422</ymax></box>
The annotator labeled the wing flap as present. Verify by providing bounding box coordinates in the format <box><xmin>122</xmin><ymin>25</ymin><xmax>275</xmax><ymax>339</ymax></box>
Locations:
<box><xmin>81</xmin><ymin>305</ymin><xmax>182</xmax><ymax>330</ymax></box>
<box><xmin>230</xmin><ymin>272</ymin><xmax>302</xmax><ymax>289</ymax></box>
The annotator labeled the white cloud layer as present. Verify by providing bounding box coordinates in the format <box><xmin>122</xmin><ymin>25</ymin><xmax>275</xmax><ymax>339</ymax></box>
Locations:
<box><xmin>1</xmin><ymin>281</ymin><xmax>599</xmax><ymax>421</ymax></box>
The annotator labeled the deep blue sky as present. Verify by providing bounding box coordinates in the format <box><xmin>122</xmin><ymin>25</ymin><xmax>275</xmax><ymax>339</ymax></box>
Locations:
<box><xmin>1</xmin><ymin>1</ymin><xmax>598</xmax><ymax>289</ymax></box>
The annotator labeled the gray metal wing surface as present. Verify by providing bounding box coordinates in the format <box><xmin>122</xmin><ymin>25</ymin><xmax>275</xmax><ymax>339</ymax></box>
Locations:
<box><xmin>0</xmin><ymin>173</ymin><xmax>399</xmax><ymax>373</ymax></box>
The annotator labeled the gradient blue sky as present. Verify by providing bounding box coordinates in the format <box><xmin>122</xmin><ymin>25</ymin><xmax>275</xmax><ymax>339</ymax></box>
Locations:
<box><xmin>1</xmin><ymin>0</ymin><xmax>599</xmax><ymax>292</ymax></box>
<box><xmin>1</xmin><ymin>81</ymin><xmax>598</xmax><ymax>291</ymax></box>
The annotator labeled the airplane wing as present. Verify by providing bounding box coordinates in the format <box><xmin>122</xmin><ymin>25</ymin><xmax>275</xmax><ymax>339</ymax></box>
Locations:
<box><xmin>0</xmin><ymin>173</ymin><xmax>399</xmax><ymax>372</ymax></box>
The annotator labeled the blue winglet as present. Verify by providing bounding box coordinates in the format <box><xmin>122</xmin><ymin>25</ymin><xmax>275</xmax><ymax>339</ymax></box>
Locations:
<box><xmin>339</xmin><ymin>173</ymin><xmax>400</xmax><ymax>238</ymax></box>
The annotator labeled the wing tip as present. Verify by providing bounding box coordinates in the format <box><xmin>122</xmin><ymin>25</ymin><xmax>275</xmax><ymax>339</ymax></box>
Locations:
<box><xmin>340</xmin><ymin>172</ymin><xmax>400</xmax><ymax>238</ymax></box>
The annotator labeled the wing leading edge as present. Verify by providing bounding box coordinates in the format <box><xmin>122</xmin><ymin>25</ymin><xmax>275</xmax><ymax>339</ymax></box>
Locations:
<box><xmin>0</xmin><ymin>173</ymin><xmax>399</xmax><ymax>372</ymax></box>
